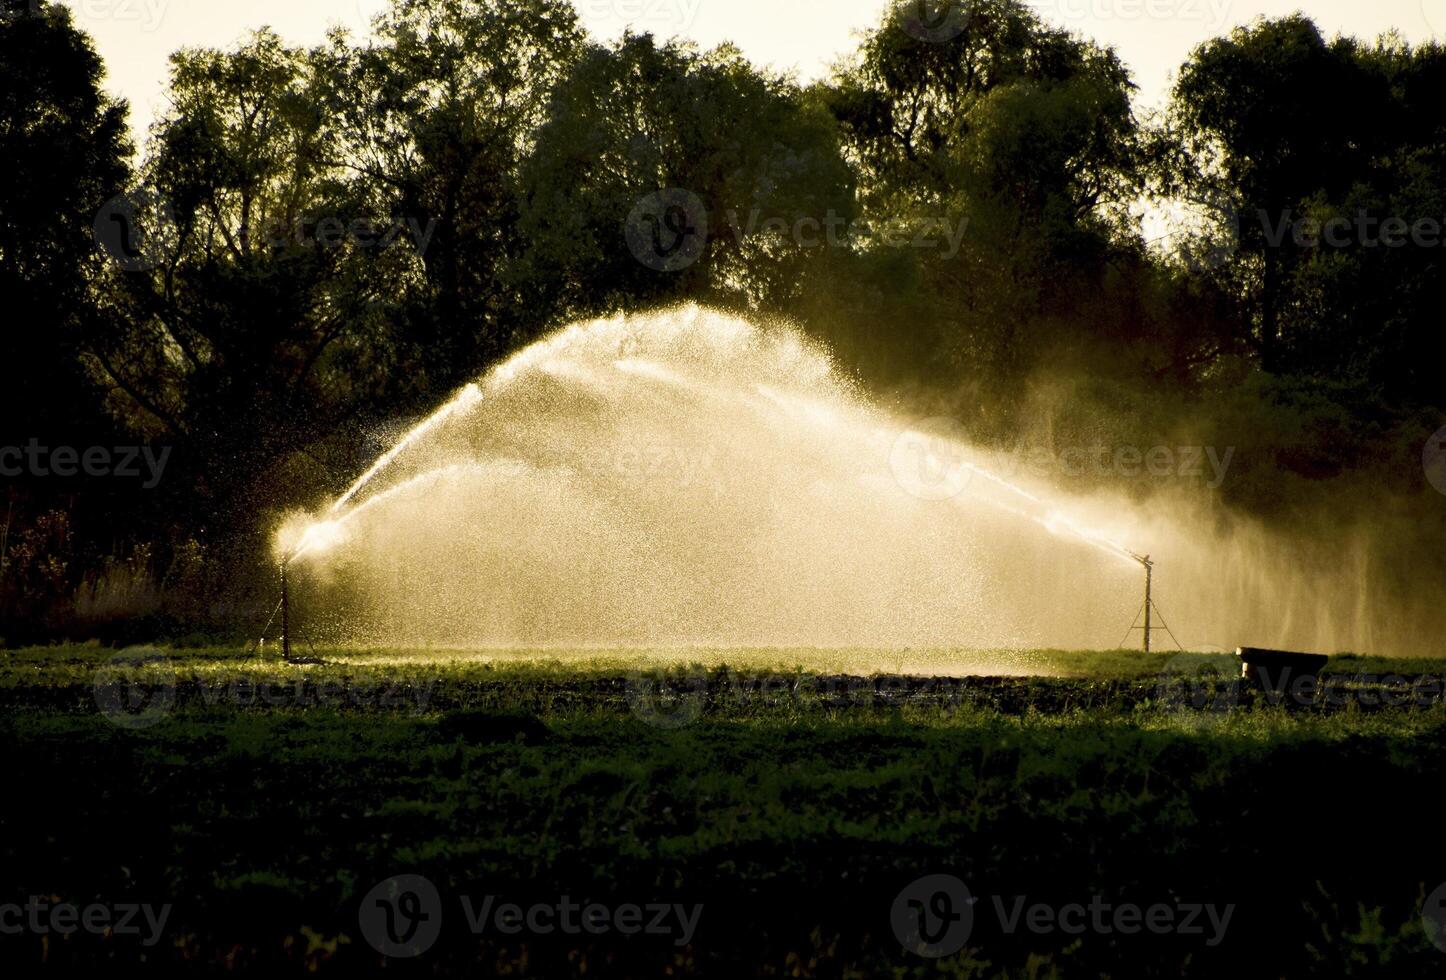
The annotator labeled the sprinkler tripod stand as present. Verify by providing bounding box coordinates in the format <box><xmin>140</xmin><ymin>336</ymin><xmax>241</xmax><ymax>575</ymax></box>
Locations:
<box><xmin>1120</xmin><ymin>551</ymin><xmax>1181</xmax><ymax>653</ymax></box>
<box><xmin>251</xmin><ymin>555</ymin><xmax>323</xmax><ymax>663</ymax></box>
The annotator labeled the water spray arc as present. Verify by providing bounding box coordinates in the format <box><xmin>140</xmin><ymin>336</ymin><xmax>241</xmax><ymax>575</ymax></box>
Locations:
<box><xmin>258</xmin><ymin>388</ymin><xmax>490</xmax><ymax>659</ymax></box>
<box><xmin>270</xmin><ymin>306</ymin><xmax>1212</xmax><ymax>650</ymax></box>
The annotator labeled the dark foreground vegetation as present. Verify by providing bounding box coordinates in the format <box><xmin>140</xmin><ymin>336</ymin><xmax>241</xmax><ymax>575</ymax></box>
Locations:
<box><xmin>3</xmin><ymin>648</ymin><xmax>1445</xmax><ymax>976</ymax></box>
<box><xmin>4</xmin><ymin>0</ymin><xmax>1446</xmax><ymax>643</ymax></box>
<box><xmin>8</xmin><ymin>1</ymin><xmax>1446</xmax><ymax>974</ymax></box>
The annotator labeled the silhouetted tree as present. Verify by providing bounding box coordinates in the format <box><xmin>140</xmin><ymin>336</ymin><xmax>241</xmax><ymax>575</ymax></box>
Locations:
<box><xmin>517</xmin><ymin>32</ymin><xmax>855</xmax><ymax>318</ymax></box>
<box><xmin>1163</xmin><ymin>16</ymin><xmax>1370</xmax><ymax>375</ymax></box>
<box><xmin>328</xmin><ymin>0</ymin><xmax>585</xmax><ymax>377</ymax></box>
<box><xmin>0</xmin><ymin>0</ymin><xmax>132</xmax><ymax>637</ymax></box>
<box><xmin>7</xmin><ymin>0</ymin><xmax>1446</xmax><ymax>643</ymax></box>
<box><xmin>88</xmin><ymin>28</ymin><xmax>436</xmax><ymax>570</ymax></box>
<box><xmin>818</xmin><ymin>0</ymin><xmax>1151</xmax><ymax>391</ymax></box>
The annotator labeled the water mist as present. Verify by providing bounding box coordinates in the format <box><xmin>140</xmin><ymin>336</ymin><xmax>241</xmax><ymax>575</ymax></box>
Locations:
<box><xmin>274</xmin><ymin>305</ymin><xmax>1404</xmax><ymax>656</ymax></box>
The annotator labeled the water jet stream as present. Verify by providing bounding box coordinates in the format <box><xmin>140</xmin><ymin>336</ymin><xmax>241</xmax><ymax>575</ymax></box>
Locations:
<box><xmin>329</xmin><ymin>383</ymin><xmax>484</xmax><ymax>515</ymax></box>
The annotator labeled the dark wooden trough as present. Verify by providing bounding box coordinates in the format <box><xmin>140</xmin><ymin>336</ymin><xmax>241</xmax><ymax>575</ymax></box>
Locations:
<box><xmin>1236</xmin><ymin>647</ymin><xmax>1330</xmax><ymax>693</ymax></box>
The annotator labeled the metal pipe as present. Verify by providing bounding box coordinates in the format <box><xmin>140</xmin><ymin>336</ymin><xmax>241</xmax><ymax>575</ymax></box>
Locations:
<box><xmin>280</xmin><ymin>561</ymin><xmax>290</xmax><ymax>661</ymax></box>
<box><xmin>1143</xmin><ymin>559</ymin><xmax>1152</xmax><ymax>654</ymax></box>
<box><xmin>1126</xmin><ymin>550</ymin><xmax>1155</xmax><ymax>653</ymax></box>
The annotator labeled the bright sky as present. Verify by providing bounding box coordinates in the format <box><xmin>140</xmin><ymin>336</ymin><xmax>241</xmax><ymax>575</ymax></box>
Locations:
<box><xmin>65</xmin><ymin>0</ymin><xmax>1444</xmax><ymax>149</ymax></box>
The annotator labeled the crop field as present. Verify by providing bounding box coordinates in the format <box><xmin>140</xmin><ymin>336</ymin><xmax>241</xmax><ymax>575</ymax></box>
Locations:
<box><xmin>3</xmin><ymin>646</ymin><xmax>1445</xmax><ymax>976</ymax></box>
<box><xmin>13</xmin><ymin>0</ymin><xmax>1446</xmax><ymax>975</ymax></box>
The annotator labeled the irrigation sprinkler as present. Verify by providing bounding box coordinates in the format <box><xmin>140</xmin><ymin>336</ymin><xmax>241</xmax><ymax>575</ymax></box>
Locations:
<box><xmin>251</xmin><ymin>549</ymin><xmax>321</xmax><ymax>663</ymax></box>
<box><xmin>1122</xmin><ymin>551</ymin><xmax>1181</xmax><ymax>653</ymax></box>
<box><xmin>279</xmin><ymin>560</ymin><xmax>290</xmax><ymax>661</ymax></box>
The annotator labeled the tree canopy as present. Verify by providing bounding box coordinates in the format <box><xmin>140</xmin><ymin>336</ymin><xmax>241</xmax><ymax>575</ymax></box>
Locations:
<box><xmin>5</xmin><ymin>0</ymin><xmax>1446</xmax><ymax>639</ymax></box>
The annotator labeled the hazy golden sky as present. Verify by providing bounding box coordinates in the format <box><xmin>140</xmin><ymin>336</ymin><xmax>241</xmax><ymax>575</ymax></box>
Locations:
<box><xmin>65</xmin><ymin>0</ymin><xmax>1443</xmax><ymax>147</ymax></box>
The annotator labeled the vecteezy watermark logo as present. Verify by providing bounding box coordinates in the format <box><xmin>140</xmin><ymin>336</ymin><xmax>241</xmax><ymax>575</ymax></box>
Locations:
<box><xmin>349</xmin><ymin>0</ymin><xmax>389</xmax><ymax>34</ymax></box>
<box><xmin>0</xmin><ymin>896</ymin><xmax>171</xmax><ymax>946</ymax></box>
<box><xmin>1259</xmin><ymin>209</ymin><xmax>1446</xmax><ymax>250</ymax></box>
<box><xmin>990</xmin><ymin>442</ymin><xmax>1235</xmax><ymax>488</ymax></box>
<box><xmin>0</xmin><ymin>441</ymin><xmax>171</xmax><ymax>488</ymax></box>
<box><xmin>575</xmin><ymin>0</ymin><xmax>706</xmax><ymax>30</ymax></box>
<box><xmin>625</xmin><ymin>188</ymin><xmax>708</xmax><ymax>272</ymax></box>
<box><xmin>460</xmin><ymin>894</ymin><xmax>702</xmax><ymax>946</ymax></box>
<box><xmin>0</xmin><ymin>0</ymin><xmax>42</xmax><ymax>21</ymax></box>
<box><xmin>1424</xmin><ymin>424</ymin><xmax>1446</xmax><ymax>496</ymax></box>
<box><xmin>1181</xmin><ymin>188</ymin><xmax>1240</xmax><ymax>273</ymax></box>
<box><xmin>93</xmin><ymin>647</ymin><xmax>176</xmax><ymax>729</ymax></box>
<box><xmin>530</xmin><ymin>442</ymin><xmax>719</xmax><ymax>492</ymax></box>
<box><xmin>625</xmin><ymin>668</ymin><xmax>707</xmax><ymax>728</ymax></box>
<box><xmin>1154</xmin><ymin>651</ymin><xmax>1241</xmax><ymax>727</ymax></box>
<box><xmin>192</xmin><ymin>677</ymin><xmax>436</xmax><ymax>712</ymax></box>
<box><xmin>1027</xmin><ymin>0</ymin><xmax>1232</xmax><ymax>29</ymax></box>
<box><xmin>721</xmin><ymin>209</ymin><xmax>970</xmax><ymax>257</ymax></box>
<box><xmin>94</xmin><ymin>189</ymin><xmax>178</xmax><ymax>272</ymax></box>
<box><xmin>78</xmin><ymin>0</ymin><xmax>170</xmax><ymax>30</ymax></box>
<box><xmin>891</xmin><ymin>874</ymin><xmax>973</xmax><ymax>958</ymax></box>
<box><xmin>898</xmin><ymin>0</ymin><xmax>973</xmax><ymax>42</ymax></box>
<box><xmin>4</xmin><ymin>0</ymin><xmax>169</xmax><ymax>29</ymax></box>
<box><xmin>1424</xmin><ymin>882</ymin><xmax>1446</xmax><ymax>953</ymax></box>
<box><xmin>619</xmin><ymin>670</ymin><xmax>977</xmax><ymax>717</ymax></box>
<box><xmin>889</xmin><ymin>417</ymin><xmax>973</xmax><ymax>502</ymax></box>
<box><xmin>990</xmin><ymin>894</ymin><xmax>1233</xmax><ymax>945</ymax></box>
<box><xmin>359</xmin><ymin>874</ymin><xmax>443</xmax><ymax>959</ymax></box>
<box><xmin>1423</xmin><ymin>1</ymin><xmax>1446</xmax><ymax>39</ymax></box>
<box><xmin>892</xmin><ymin>875</ymin><xmax>1234</xmax><ymax>957</ymax></box>
<box><xmin>238</xmin><ymin>214</ymin><xmax>439</xmax><ymax>256</ymax></box>
<box><xmin>358</xmin><ymin>875</ymin><xmax>703</xmax><ymax>958</ymax></box>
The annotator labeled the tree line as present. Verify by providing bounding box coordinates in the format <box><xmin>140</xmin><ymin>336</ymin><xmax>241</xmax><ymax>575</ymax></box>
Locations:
<box><xmin>3</xmin><ymin>0</ymin><xmax>1444</xmax><ymax>642</ymax></box>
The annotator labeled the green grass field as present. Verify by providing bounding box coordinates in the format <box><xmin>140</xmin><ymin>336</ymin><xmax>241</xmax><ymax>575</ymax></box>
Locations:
<box><xmin>4</xmin><ymin>646</ymin><xmax>1445</xmax><ymax>976</ymax></box>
